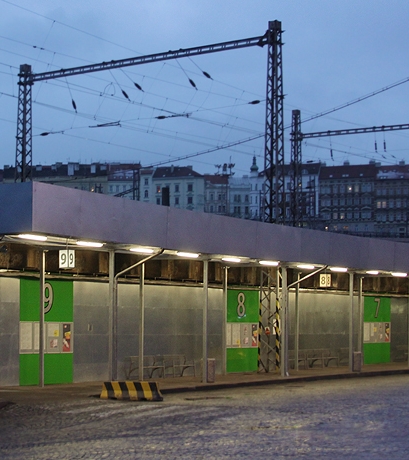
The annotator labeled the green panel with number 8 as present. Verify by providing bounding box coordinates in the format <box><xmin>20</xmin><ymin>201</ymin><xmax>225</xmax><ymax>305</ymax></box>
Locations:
<box><xmin>227</xmin><ymin>290</ymin><xmax>259</xmax><ymax>322</ymax></box>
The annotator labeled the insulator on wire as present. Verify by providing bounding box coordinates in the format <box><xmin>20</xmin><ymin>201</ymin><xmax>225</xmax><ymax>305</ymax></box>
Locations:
<box><xmin>72</xmin><ymin>100</ymin><xmax>77</xmax><ymax>112</ymax></box>
<box><xmin>156</xmin><ymin>115</ymin><xmax>167</xmax><ymax>120</ymax></box>
<box><xmin>189</xmin><ymin>78</ymin><xmax>197</xmax><ymax>89</ymax></box>
<box><xmin>134</xmin><ymin>82</ymin><xmax>144</xmax><ymax>92</ymax></box>
<box><xmin>202</xmin><ymin>71</ymin><xmax>212</xmax><ymax>79</ymax></box>
<box><xmin>330</xmin><ymin>149</ymin><xmax>334</xmax><ymax>160</ymax></box>
<box><xmin>122</xmin><ymin>90</ymin><xmax>130</xmax><ymax>100</ymax></box>
<box><xmin>249</xmin><ymin>100</ymin><xmax>260</xmax><ymax>105</ymax></box>
<box><xmin>384</xmin><ymin>140</ymin><xmax>387</xmax><ymax>152</ymax></box>
<box><xmin>375</xmin><ymin>141</ymin><xmax>378</xmax><ymax>152</ymax></box>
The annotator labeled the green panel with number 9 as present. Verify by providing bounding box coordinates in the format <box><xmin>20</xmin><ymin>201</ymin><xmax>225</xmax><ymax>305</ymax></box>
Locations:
<box><xmin>20</xmin><ymin>279</ymin><xmax>73</xmax><ymax>322</ymax></box>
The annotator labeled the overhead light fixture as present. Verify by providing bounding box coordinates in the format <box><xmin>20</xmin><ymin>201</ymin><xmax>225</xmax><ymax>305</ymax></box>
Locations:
<box><xmin>222</xmin><ymin>257</ymin><xmax>241</xmax><ymax>263</ymax></box>
<box><xmin>391</xmin><ymin>272</ymin><xmax>407</xmax><ymax>277</ymax></box>
<box><xmin>76</xmin><ymin>241</ymin><xmax>104</xmax><ymax>248</ymax></box>
<box><xmin>17</xmin><ymin>234</ymin><xmax>47</xmax><ymax>242</ymax></box>
<box><xmin>259</xmin><ymin>260</ymin><xmax>279</xmax><ymax>266</ymax></box>
<box><xmin>366</xmin><ymin>270</ymin><xmax>379</xmax><ymax>275</ymax></box>
<box><xmin>297</xmin><ymin>264</ymin><xmax>315</xmax><ymax>270</ymax></box>
<box><xmin>176</xmin><ymin>251</ymin><xmax>200</xmax><ymax>259</ymax></box>
<box><xmin>330</xmin><ymin>267</ymin><xmax>348</xmax><ymax>273</ymax></box>
<box><xmin>130</xmin><ymin>247</ymin><xmax>155</xmax><ymax>254</ymax></box>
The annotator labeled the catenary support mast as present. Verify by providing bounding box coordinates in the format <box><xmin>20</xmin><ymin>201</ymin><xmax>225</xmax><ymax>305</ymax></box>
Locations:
<box><xmin>262</xmin><ymin>20</ymin><xmax>285</xmax><ymax>224</ymax></box>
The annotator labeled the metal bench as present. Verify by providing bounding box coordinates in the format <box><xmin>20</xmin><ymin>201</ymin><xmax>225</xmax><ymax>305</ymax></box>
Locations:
<box><xmin>163</xmin><ymin>354</ymin><xmax>196</xmax><ymax>377</ymax></box>
<box><xmin>123</xmin><ymin>355</ymin><xmax>165</xmax><ymax>379</ymax></box>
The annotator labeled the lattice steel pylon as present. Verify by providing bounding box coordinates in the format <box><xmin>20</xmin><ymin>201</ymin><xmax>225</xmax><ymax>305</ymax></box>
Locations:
<box><xmin>15</xmin><ymin>64</ymin><xmax>33</xmax><ymax>182</ymax></box>
<box><xmin>290</xmin><ymin>109</ymin><xmax>302</xmax><ymax>226</ymax></box>
<box><xmin>262</xmin><ymin>20</ymin><xmax>285</xmax><ymax>224</ymax></box>
<box><xmin>258</xmin><ymin>268</ymin><xmax>281</xmax><ymax>373</ymax></box>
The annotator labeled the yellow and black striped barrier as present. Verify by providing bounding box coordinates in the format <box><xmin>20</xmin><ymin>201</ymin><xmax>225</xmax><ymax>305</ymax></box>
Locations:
<box><xmin>100</xmin><ymin>381</ymin><xmax>163</xmax><ymax>401</ymax></box>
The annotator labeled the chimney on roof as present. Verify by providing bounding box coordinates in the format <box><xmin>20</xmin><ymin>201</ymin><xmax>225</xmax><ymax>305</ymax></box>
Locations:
<box><xmin>343</xmin><ymin>160</ymin><xmax>350</xmax><ymax>166</ymax></box>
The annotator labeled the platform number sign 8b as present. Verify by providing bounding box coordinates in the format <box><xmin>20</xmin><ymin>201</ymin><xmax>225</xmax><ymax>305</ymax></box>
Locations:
<box><xmin>319</xmin><ymin>274</ymin><xmax>331</xmax><ymax>288</ymax></box>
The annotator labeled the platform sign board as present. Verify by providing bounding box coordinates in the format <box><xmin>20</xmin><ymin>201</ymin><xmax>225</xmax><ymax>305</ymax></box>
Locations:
<box><xmin>59</xmin><ymin>250</ymin><xmax>75</xmax><ymax>269</ymax></box>
<box><xmin>19</xmin><ymin>279</ymin><xmax>73</xmax><ymax>385</ymax></box>
<box><xmin>226</xmin><ymin>289</ymin><xmax>259</xmax><ymax>373</ymax></box>
<box><xmin>363</xmin><ymin>296</ymin><xmax>391</xmax><ymax>364</ymax></box>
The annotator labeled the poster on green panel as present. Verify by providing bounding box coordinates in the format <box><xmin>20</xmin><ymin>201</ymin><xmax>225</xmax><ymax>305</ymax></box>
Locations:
<box><xmin>226</xmin><ymin>289</ymin><xmax>259</xmax><ymax>373</ymax></box>
<box><xmin>19</xmin><ymin>279</ymin><xmax>74</xmax><ymax>385</ymax></box>
<box><xmin>363</xmin><ymin>296</ymin><xmax>391</xmax><ymax>364</ymax></box>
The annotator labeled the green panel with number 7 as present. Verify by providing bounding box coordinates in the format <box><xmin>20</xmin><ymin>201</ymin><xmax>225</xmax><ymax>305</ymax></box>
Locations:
<box><xmin>363</xmin><ymin>296</ymin><xmax>390</xmax><ymax>365</ymax></box>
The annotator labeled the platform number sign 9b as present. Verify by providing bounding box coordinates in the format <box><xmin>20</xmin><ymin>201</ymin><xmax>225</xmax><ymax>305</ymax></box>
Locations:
<box><xmin>59</xmin><ymin>250</ymin><xmax>75</xmax><ymax>269</ymax></box>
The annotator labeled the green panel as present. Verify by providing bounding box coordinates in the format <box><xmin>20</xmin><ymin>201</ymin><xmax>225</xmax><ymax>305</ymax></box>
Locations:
<box><xmin>364</xmin><ymin>343</ymin><xmax>390</xmax><ymax>364</ymax></box>
<box><xmin>20</xmin><ymin>279</ymin><xmax>40</xmax><ymax>321</ymax></box>
<box><xmin>227</xmin><ymin>348</ymin><xmax>258</xmax><ymax>373</ymax></box>
<box><xmin>364</xmin><ymin>296</ymin><xmax>391</xmax><ymax>322</ymax></box>
<box><xmin>45</xmin><ymin>281</ymin><xmax>73</xmax><ymax>322</ymax></box>
<box><xmin>227</xmin><ymin>290</ymin><xmax>259</xmax><ymax>322</ymax></box>
<box><xmin>20</xmin><ymin>279</ymin><xmax>73</xmax><ymax>321</ymax></box>
<box><xmin>44</xmin><ymin>354</ymin><xmax>73</xmax><ymax>384</ymax></box>
<box><xmin>19</xmin><ymin>354</ymin><xmax>39</xmax><ymax>386</ymax></box>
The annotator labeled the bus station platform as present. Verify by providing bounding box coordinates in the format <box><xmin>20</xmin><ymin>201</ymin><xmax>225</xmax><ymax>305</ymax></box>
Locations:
<box><xmin>1</xmin><ymin>363</ymin><xmax>409</xmax><ymax>407</ymax></box>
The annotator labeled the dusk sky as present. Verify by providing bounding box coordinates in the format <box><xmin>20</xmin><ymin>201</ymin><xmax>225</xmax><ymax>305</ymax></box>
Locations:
<box><xmin>1</xmin><ymin>0</ymin><xmax>409</xmax><ymax>176</ymax></box>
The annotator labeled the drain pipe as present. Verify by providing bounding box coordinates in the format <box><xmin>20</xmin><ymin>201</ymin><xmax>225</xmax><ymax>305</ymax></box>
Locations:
<box><xmin>111</xmin><ymin>249</ymin><xmax>164</xmax><ymax>380</ymax></box>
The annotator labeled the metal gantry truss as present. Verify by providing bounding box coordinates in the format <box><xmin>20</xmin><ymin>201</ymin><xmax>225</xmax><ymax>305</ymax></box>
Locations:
<box><xmin>15</xmin><ymin>21</ymin><xmax>285</xmax><ymax>223</ymax></box>
<box><xmin>289</xmin><ymin>112</ymin><xmax>409</xmax><ymax>227</ymax></box>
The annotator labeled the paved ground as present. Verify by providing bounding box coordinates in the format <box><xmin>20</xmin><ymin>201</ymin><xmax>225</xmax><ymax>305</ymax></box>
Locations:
<box><xmin>2</xmin><ymin>370</ymin><xmax>409</xmax><ymax>458</ymax></box>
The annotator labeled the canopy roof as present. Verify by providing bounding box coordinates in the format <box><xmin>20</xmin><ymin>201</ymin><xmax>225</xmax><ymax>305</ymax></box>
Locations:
<box><xmin>0</xmin><ymin>182</ymin><xmax>408</xmax><ymax>274</ymax></box>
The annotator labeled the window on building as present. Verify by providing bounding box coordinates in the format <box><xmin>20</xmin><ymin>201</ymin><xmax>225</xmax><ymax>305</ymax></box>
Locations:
<box><xmin>340</xmin><ymin>212</ymin><xmax>345</xmax><ymax>220</ymax></box>
<box><xmin>116</xmin><ymin>185</ymin><xmax>119</xmax><ymax>192</ymax></box>
<box><xmin>144</xmin><ymin>178</ymin><xmax>149</xmax><ymax>186</ymax></box>
<box><xmin>354</xmin><ymin>184</ymin><xmax>360</xmax><ymax>192</ymax></box>
<box><xmin>156</xmin><ymin>185</ymin><xmax>161</xmax><ymax>193</ymax></box>
<box><xmin>333</xmin><ymin>212</ymin><xmax>338</xmax><ymax>220</ymax></box>
<box><xmin>156</xmin><ymin>198</ymin><xmax>160</xmax><ymax>205</ymax></box>
<box><xmin>187</xmin><ymin>197</ymin><xmax>193</xmax><ymax>205</ymax></box>
<box><xmin>187</xmin><ymin>183</ymin><xmax>193</xmax><ymax>192</ymax></box>
<box><xmin>175</xmin><ymin>197</ymin><xmax>179</xmax><ymax>205</ymax></box>
<box><xmin>144</xmin><ymin>190</ymin><xmax>149</xmax><ymax>198</ymax></box>
<box><xmin>210</xmin><ymin>205</ymin><xmax>214</xmax><ymax>213</ymax></box>
<box><xmin>175</xmin><ymin>184</ymin><xmax>180</xmax><ymax>193</ymax></box>
<box><xmin>210</xmin><ymin>193</ymin><xmax>214</xmax><ymax>201</ymax></box>
<box><xmin>109</xmin><ymin>185</ymin><xmax>113</xmax><ymax>193</ymax></box>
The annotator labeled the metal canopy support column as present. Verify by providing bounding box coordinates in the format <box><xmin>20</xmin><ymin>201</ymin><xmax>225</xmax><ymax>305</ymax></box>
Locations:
<box><xmin>112</xmin><ymin>250</ymin><xmax>163</xmax><ymax>381</ymax></box>
<box><xmin>15</xmin><ymin>64</ymin><xmax>33</xmax><ymax>182</ymax></box>
<box><xmin>222</xmin><ymin>266</ymin><xmax>228</xmax><ymax>375</ymax></box>
<box><xmin>281</xmin><ymin>266</ymin><xmax>289</xmax><ymax>377</ymax></box>
<box><xmin>263</xmin><ymin>20</ymin><xmax>285</xmax><ymax>224</ymax></box>
<box><xmin>349</xmin><ymin>272</ymin><xmax>354</xmax><ymax>372</ymax></box>
<box><xmin>358</xmin><ymin>276</ymin><xmax>363</xmax><ymax>356</ymax></box>
<box><xmin>290</xmin><ymin>109</ymin><xmax>302</xmax><ymax>226</ymax></box>
<box><xmin>202</xmin><ymin>259</ymin><xmax>209</xmax><ymax>383</ymax></box>
<box><xmin>139</xmin><ymin>263</ymin><xmax>145</xmax><ymax>381</ymax></box>
<box><xmin>294</xmin><ymin>272</ymin><xmax>300</xmax><ymax>371</ymax></box>
<box><xmin>39</xmin><ymin>249</ymin><xmax>45</xmax><ymax>387</ymax></box>
<box><xmin>108</xmin><ymin>250</ymin><xmax>115</xmax><ymax>380</ymax></box>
